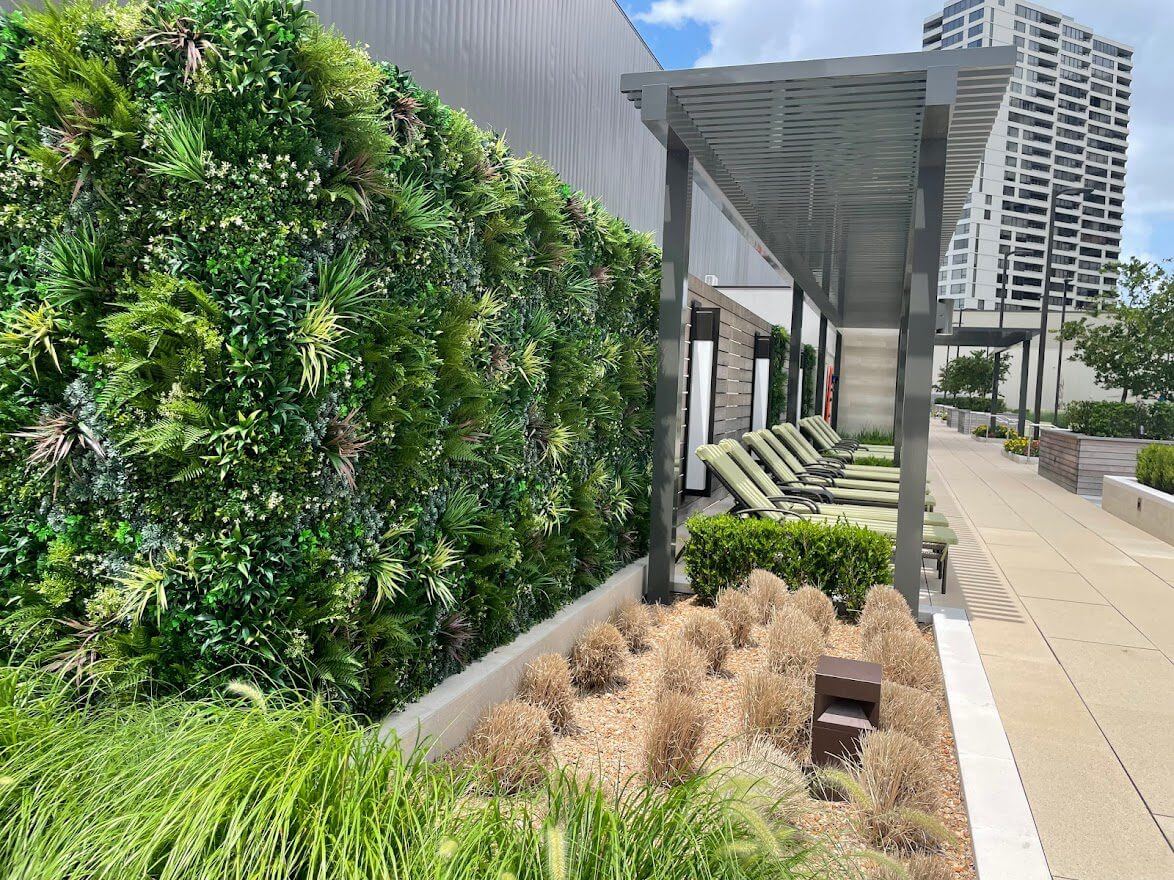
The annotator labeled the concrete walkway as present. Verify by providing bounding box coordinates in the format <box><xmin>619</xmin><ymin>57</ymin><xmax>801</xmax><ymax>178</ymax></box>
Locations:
<box><xmin>928</xmin><ymin>424</ymin><xmax>1174</xmax><ymax>880</ymax></box>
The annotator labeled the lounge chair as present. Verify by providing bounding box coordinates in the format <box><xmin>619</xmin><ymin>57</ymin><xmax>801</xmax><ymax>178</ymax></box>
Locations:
<box><xmin>753</xmin><ymin>427</ymin><xmax>900</xmax><ymax>486</ymax></box>
<box><xmin>800</xmin><ymin>416</ymin><xmax>895</xmax><ymax>456</ymax></box>
<box><xmin>773</xmin><ymin>424</ymin><xmax>905</xmax><ymax>483</ymax></box>
<box><xmin>741</xmin><ymin>431</ymin><xmax>935</xmax><ymax>511</ymax></box>
<box><xmin>720</xmin><ymin>439</ymin><xmax>944</xmax><ymax>524</ymax></box>
<box><xmin>695</xmin><ymin>443</ymin><xmax>955</xmax><ymax>580</ymax></box>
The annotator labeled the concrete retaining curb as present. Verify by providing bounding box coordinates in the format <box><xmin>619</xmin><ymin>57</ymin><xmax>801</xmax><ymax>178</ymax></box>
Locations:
<box><xmin>1103</xmin><ymin>475</ymin><xmax>1174</xmax><ymax>546</ymax></box>
<box><xmin>379</xmin><ymin>559</ymin><xmax>646</xmax><ymax>757</ymax></box>
<box><xmin>934</xmin><ymin>606</ymin><xmax>1050</xmax><ymax>880</ymax></box>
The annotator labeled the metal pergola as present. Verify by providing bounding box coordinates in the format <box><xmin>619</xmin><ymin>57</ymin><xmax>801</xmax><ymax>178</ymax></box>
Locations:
<box><xmin>935</xmin><ymin>326</ymin><xmax>1041</xmax><ymax>436</ymax></box>
<box><xmin>621</xmin><ymin>47</ymin><xmax>1015</xmax><ymax>609</ymax></box>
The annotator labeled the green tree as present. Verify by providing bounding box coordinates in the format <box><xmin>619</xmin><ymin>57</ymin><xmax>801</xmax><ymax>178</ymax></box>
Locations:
<box><xmin>935</xmin><ymin>350</ymin><xmax>1007</xmax><ymax>399</ymax></box>
<box><xmin>1061</xmin><ymin>258</ymin><xmax>1174</xmax><ymax>401</ymax></box>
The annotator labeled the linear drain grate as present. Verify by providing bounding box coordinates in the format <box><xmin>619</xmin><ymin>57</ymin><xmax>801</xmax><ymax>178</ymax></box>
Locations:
<box><xmin>935</xmin><ymin>492</ymin><xmax>1024</xmax><ymax>624</ymax></box>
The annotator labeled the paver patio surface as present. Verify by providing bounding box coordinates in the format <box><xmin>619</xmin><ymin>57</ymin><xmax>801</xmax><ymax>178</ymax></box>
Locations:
<box><xmin>927</xmin><ymin>424</ymin><xmax>1174</xmax><ymax>880</ymax></box>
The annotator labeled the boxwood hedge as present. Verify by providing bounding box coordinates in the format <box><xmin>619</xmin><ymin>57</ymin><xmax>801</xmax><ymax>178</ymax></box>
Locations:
<box><xmin>0</xmin><ymin>0</ymin><xmax>658</xmax><ymax>713</ymax></box>
<box><xmin>682</xmin><ymin>514</ymin><xmax>893</xmax><ymax>613</ymax></box>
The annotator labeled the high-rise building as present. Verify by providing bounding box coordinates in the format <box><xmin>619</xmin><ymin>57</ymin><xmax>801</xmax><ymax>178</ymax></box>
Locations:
<box><xmin>922</xmin><ymin>0</ymin><xmax>1132</xmax><ymax>312</ymax></box>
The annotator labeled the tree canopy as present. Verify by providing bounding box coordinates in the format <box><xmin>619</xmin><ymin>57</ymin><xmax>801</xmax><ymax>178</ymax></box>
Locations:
<box><xmin>935</xmin><ymin>350</ymin><xmax>1008</xmax><ymax>400</ymax></box>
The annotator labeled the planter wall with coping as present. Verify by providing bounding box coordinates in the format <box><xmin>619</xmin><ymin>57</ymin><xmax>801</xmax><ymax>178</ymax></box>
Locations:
<box><xmin>379</xmin><ymin>559</ymin><xmax>646</xmax><ymax>758</ymax></box>
<box><xmin>1103</xmin><ymin>476</ymin><xmax>1174</xmax><ymax>545</ymax></box>
<box><xmin>957</xmin><ymin>409</ymin><xmax>999</xmax><ymax>435</ymax></box>
<box><xmin>1038</xmin><ymin>429</ymin><xmax>1174</xmax><ymax>497</ymax></box>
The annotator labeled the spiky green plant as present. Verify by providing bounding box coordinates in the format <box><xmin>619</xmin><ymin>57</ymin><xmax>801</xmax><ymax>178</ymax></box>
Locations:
<box><xmin>140</xmin><ymin>106</ymin><xmax>207</xmax><ymax>182</ymax></box>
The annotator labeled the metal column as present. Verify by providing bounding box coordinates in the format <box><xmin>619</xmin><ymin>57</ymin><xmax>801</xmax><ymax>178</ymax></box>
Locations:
<box><xmin>893</xmin><ymin>94</ymin><xmax>950</xmax><ymax>610</ymax></box>
<box><xmin>815</xmin><ymin>314</ymin><xmax>828</xmax><ymax>420</ymax></box>
<box><xmin>892</xmin><ymin>294</ymin><xmax>910</xmax><ymax>465</ymax></box>
<box><xmin>1017</xmin><ymin>338</ymin><xmax>1031</xmax><ymax>437</ymax></box>
<box><xmin>644</xmin><ymin>87</ymin><xmax>693</xmax><ymax>604</ymax></box>
<box><xmin>786</xmin><ymin>286</ymin><xmax>804</xmax><ymax>424</ymax></box>
<box><xmin>831</xmin><ymin>330</ymin><xmax>843</xmax><ymax>429</ymax></box>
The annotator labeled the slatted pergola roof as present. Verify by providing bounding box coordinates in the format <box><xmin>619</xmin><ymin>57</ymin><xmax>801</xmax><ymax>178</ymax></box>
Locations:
<box><xmin>621</xmin><ymin>48</ymin><xmax>1015</xmax><ymax>328</ymax></box>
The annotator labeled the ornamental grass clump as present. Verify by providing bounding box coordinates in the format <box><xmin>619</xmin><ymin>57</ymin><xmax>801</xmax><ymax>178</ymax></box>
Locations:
<box><xmin>747</xmin><ymin>569</ymin><xmax>789</xmax><ymax>623</ymax></box>
<box><xmin>789</xmin><ymin>585</ymin><xmax>836</xmax><ymax>635</ymax></box>
<box><xmin>644</xmin><ymin>692</ymin><xmax>705</xmax><ymax>785</ymax></box>
<box><xmin>680</xmin><ymin>611</ymin><xmax>734</xmax><ymax>674</ymax></box>
<box><xmin>656</xmin><ymin>635</ymin><xmax>708</xmax><ymax>697</ymax></box>
<box><xmin>570</xmin><ymin>622</ymin><xmax>627</xmax><ymax>690</ymax></box>
<box><xmin>0</xmin><ymin>0</ymin><xmax>659</xmax><ymax>715</ymax></box>
<box><xmin>516</xmin><ymin>653</ymin><xmax>575</xmax><ymax>732</ymax></box>
<box><xmin>764</xmin><ymin>606</ymin><xmax>825</xmax><ymax>677</ymax></box>
<box><xmin>724</xmin><ymin>736</ymin><xmax>812</xmax><ymax>824</ymax></box>
<box><xmin>716</xmin><ymin>589</ymin><xmax>756</xmax><ymax>648</ymax></box>
<box><xmin>864</xmin><ymin>630</ymin><xmax>942</xmax><ymax>696</ymax></box>
<box><xmin>740</xmin><ymin>669</ymin><xmax>812</xmax><ymax>757</ymax></box>
<box><xmin>879</xmin><ymin>681</ymin><xmax>941</xmax><ymax>749</ymax></box>
<box><xmin>466</xmin><ymin>699</ymin><xmax>554</xmax><ymax>793</ymax></box>
<box><xmin>611</xmin><ymin>599</ymin><xmax>653</xmax><ymax>652</ymax></box>
<box><xmin>0</xmin><ymin>665</ymin><xmax>829</xmax><ymax>879</ymax></box>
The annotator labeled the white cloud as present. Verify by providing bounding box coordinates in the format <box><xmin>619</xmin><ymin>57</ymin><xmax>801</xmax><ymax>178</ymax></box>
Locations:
<box><xmin>632</xmin><ymin>0</ymin><xmax>1174</xmax><ymax>260</ymax></box>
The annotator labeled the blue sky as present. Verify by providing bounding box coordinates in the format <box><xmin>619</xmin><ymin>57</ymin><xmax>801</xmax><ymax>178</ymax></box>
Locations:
<box><xmin>621</xmin><ymin>0</ymin><xmax>1174</xmax><ymax>264</ymax></box>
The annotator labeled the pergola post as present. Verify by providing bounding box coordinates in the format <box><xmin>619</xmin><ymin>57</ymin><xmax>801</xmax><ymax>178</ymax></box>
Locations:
<box><xmin>893</xmin><ymin>97</ymin><xmax>950</xmax><ymax>610</ymax></box>
<box><xmin>1018</xmin><ymin>338</ymin><xmax>1031</xmax><ymax>437</ymax></box>
<box><xmin>815</xmin><ymin>314</ymin><xmax>829</xmax><ymax>420</ymax></box>
<box><xmin>831</xmin><ymin>330</ymin><xmax>843</xmax><ymax>429</ymax></box>
<box><xmin>893</xmin><ymin>297</ymin><xmax>910</xmax><ymax>465</ymax></box>
<box><xmin>786</xmin><ymin>286</ymin><xmax>804</xmax><ymax>424</ymax></box>
<box><xmin>644</xmin><ymin>88</ymin><xmax>693</xmax><ymax>604</ymax></box>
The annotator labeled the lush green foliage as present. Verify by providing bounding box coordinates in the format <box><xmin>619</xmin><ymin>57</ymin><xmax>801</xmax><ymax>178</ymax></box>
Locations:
<box><xmin>972</xmin><ymin>423</ymin><xmax>1012</xmax><ymax>439</ymax></box>
<box><xmin>1137</xmin><ymin>443</ymin><xmax>1174</xmax><ymax>494</ymax></box>
<box><xmin>683</xmin><ymin>514</ymin><xmax>893</xmax><ymax>611</ymax></box>
<box><xmin>850</xmin><ymin>455</ymin><xmax>896</xmax><ymax>468</ymax></box>
<box><xmin>937</xmin><ymin>394</ymin><xmax>1005</xmax><ymax>413</ymax></box>
<box><xmin>1065</xmin><ymin>401</ymin><xmax>1174</xmax><ymax>440</ymax></box>
<box><xmin>1061</xmin><ymin>258</ymin><xmax>1174</xmax><ymax>401</ymax></box>
<box><xmin>1002</xmin><ymin>434</ymin><xmax>1039</xmax><ymax>457</ymax></box>
<box><xmin>846</xmin><ymin>427</ymin><xmax>894</xmax><ymax>446</ymax></box>
<box><xmin>0</xmin><ymin>0</ymin><xmax>658</xmax><ymax>713</ymax></box>
<box><xmin>767</xmin><ymin>325</ymin><xmax>788</xmax><ymax>426</ymax></box>
<box><xmin>801</xmin><ymin>343</ymin><xmax>817</xmax><ymax>418</ymax></box>
<box><xmin>0</xmin><ymin>665</ymin><xmax>833</xmax><ymax>880</ymax></box>
<box><xmin>935</xmin><ymin>351</ymin><xmax>1008</xmax><ymax>402</ymax></box>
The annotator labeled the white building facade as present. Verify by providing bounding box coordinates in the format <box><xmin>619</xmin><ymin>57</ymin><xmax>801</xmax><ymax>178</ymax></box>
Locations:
<box><xmin>922</xmin><ymin>0</ymin><xmax>1132</xmax><ymax>312</ymax></box>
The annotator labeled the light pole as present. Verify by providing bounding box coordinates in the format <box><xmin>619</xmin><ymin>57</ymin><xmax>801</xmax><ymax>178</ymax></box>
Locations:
<box><xmin>990</xmin><ymin>246</ymin><xmax>1031</xmax><ymax>433</ymax></box>
<box><xmin>1053</xmin><ymin>274</ymin><xmax>1073</xmax><ymax>418</ymax></box>
<box><xmin>1033</xmin><ymin>185</ymin><xmax>1093</xmax><ymax>431</ymax></box>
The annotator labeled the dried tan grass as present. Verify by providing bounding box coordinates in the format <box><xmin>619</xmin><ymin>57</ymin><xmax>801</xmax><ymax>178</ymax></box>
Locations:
<box><xmin>725</xmin><ymin>736</ymin><xmax>812</xmax><ymax>824</ymax></box>
<box><xmin>740</xmin><ymin>669</ymin><xmax>812</xmax><ymax>757</ymax></box>
<box><xmin>764</xmin><ymin>606</ymin><xmax>825</xmax><ymax>676</ymax></box>
<box><xmin>865</xmin><ymin>852</ymin><xmax>952</xmax><ymax>880</ymax></box>
<box><xmin>680</xmin><ymin>611</ymin><xmax>734</xmax><ymax>674</ymax></box>
<box><xmin>570</xmin><ymin>622</ymin><xmax>627</xmax><ymax>690</ymax></box>
<box><xmin>644</xmin><ymin>692</ymin><xmax>705</xmax><ymax>785</ymax></box>
<box><xmin>516</xmin><ymin>653</ymin><xmax>575</xmax><ymax>732</ymax></box>
<box><xmin>880</xmin><ymin>681</ymin><xmax>941</xmax><ymax>749</ymax></box>
<box><xmin>746</xmin><ymin>568</ymin><xmax>789</xmax><ymax>623</ymax></box>
<box><xmin>465</xmin><ymin>699</ymin><xmax>554</xmax><ymax>793</ymax></box>
<box><xmin>790</xmin><ymin>585</ymin><xmax>836</xmax><ymax>635</ymax></box>
<box><xmin>860</xmin><ymin>585</ymin><xmax>912</xmax><ymax>620</ymax></box>
<box><xmin>716</xmin><ymin>589</ymin><xmax>756</xmax><ymax>648</ymax></box>
<box><xmin>656</xmin><ymin>634</ymin><xmax>708</xmax><ymax>697</ymax></box>
<box><xmin>863</xmin><ymin>629</ymin><xmax>942</xmax><ymax>694</ymax></box>
<box><xmin>611</xmin><ymin>599</ymin><xmax>652</xmax><ymax>652</ymax></box>
<box><xmin>860</xmin><ymin>602</ymin><xmax>920</xmax><ymax>647</ymax></box>
<box><xmin>844</xmin><ymin>730</ymin><xmax>946</xmax><ymax>850</ymax></box>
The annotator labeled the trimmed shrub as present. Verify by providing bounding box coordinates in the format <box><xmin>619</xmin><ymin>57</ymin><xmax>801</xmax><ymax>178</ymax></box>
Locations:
<box><xmin>715</xmin><ymin>589</ymin><xmax>756</xmax><ymax>648</ymax></box>
<box><xmin>570</xmin><ymin>623</ymin><xmax>627</xmax><ymax>690</ymax></box>
<box><xmin>645</xmin><ymin>692</ymin><xmax>705</xmax><ymax>785</ymax></box>
<box><xmin>684</xmin><ymin>515</ymin><xmax>892</xmax><ymax>610</ymax></box>
<box><xmin>746</xmin><ymin>569</ymin><xmax>789</xmax><ymax>623</ymax></box>
<box><xmin>972</xmin><ymin>423</ymin><xmax>1012</xmax><ymax>438</ymax></box>
<box><xmin>938</xmin><ymin>395</ymin><xmax>1005</xmax><ymax>412</ymax></box>
<box><xmin>656</xmin><ymin>635</ymin><xmax>708</xmax><ymax>697</ymax></box>
<box><xmin>0</xmin><ymin>0</ymin><xmax>658</xmax><ymax>714</ymax></box>
<box><xmin>466</xmin><ymin>700</ymin><xmax>554</xmax><ymax>793</ymax></box>
<box><xmin>740</xmin><ymin>669</ymin><xmax>812</xmax><ymax>757</ymax></box>
<box><xmin>789</xmin><ymin>585</ymin><xmax>835</xmax><ymax>635</ymax></box>
<box><xmin>680</xmin><ymin>612</ymin><xmax>734</xmax><ymax>674</ymax></box>
<box><xmin>1137</xmin><ymin>443</ymin><xmax>1174</xmax><ymax>494</ymax></box>
<box><xmin>880</xmin><ymin>681</ymin><xmax>941</xmax><ymax>749</ymax></box>
<box><xmin>1065</xmin><ymin>400</ymin><xmax>1174</xmax><ymax>440</ymax></box>
<box><xmin>516</xmin><ymin>653</ymin><xmax>575</xmax><ymax>732</ymax></box>
<box><xmin>764</xmin><ymin>607</ymin><xmax>824</xmax><ymax>677</ymax></box>
<box><xmin>611</xmin><ymin>600</ymin><xmax>653</xmax><ymax>652</ymax></box>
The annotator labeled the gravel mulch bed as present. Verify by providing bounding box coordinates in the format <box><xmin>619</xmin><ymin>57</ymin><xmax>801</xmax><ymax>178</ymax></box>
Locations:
<box><xmin>550</xmin><ymin>596</ymin><xmax>976</xmax><ymax>879</ymax></box>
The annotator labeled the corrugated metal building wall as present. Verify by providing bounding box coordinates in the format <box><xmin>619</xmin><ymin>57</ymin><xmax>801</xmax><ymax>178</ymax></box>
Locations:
<box><xmin>313</xmin><ymin>0</ymin><xmax>781</xmax><ymax>287</ymax></box>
